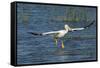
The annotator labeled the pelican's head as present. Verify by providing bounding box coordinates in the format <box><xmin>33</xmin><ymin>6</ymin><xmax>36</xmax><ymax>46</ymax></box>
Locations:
<box><xmin>64</xmin><ymin>24</ymin><xmax>70</xmax><ymax>30</ymax></box>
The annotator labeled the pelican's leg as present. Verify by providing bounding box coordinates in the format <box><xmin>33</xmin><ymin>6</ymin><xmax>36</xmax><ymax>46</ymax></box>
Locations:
<box><xmin>54</xmin><ymin>38</ymin><xmax>58</xmax><ymax>46</ymax></box>
<box><xmin>61</xmin><ymin>40</ymin><xmax>64</xmax><ymax>48</ymax></box>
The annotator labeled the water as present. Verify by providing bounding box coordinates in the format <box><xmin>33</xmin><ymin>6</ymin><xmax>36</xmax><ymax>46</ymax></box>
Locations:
<box><xmin>16</xmin><ymin>3</ymin><xmax>97</xmax><ymax>65</ymax></box>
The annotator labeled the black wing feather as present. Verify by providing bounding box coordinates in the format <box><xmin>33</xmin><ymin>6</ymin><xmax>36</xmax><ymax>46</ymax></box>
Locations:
<box><xmin>28</xmin><ymin>32</ymin><xmax>43</xmax><ymax>36</ymax></box>
<box><xmin>84</xmin><ymin>20</ymin><xmax>95</xmax><ymax>28</ymax></box>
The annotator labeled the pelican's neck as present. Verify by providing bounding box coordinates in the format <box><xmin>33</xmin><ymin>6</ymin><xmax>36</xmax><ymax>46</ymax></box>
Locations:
<box><xmin>64</xmin><ymin>27</ymin><xmax>69</xmax><ymax>31</ymax></box>
<box><xmin>64</xmin><ymin>28</ymin><xmax>69</xmax><ymax>33</ymax></box>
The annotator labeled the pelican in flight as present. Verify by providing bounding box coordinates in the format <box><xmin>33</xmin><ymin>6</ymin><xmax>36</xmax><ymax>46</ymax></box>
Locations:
<box><xmin>29</xmin><ymin>20</ymin><xmax>95</xmax><ymax>48</ymax></box>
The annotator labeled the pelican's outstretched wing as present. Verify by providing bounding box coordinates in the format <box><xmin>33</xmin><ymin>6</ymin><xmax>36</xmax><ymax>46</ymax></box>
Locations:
<box><xmin>83</xmin><ymin>20</ymin><xmax>95</xmax><ymax>29</ymax></box>
<box><xmin>70</xmin><ymin>20</ymin><xmax>95</xmax><ymax>31</ymax></box>
<box><xmin>29</xmin><ymin>31</ymin><xmax>60</xmax><ymax>36</ymax></box>
<box><xmin>71</xmin><ymin>28</ymin><xmax>84</xmax><ymax>31</ymax></box>
<box><xmin>42</xmin><ymin>31</ymin><xmax>60</xmax><ymax>35</ymax></box>
<box><xmin>28</xmin><ymin>32</ymin><xmax>43</xmax><ymax>36</ymax></box>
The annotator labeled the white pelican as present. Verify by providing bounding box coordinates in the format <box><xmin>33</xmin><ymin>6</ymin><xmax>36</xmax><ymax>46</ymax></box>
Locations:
<box><xmin>29</xmin><ymin>20</ymin><xmax>95</xmax><ymax>48</ymax></box>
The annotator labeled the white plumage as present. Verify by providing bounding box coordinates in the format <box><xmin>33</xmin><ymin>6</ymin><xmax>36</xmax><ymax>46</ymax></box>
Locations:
<box><xmin>42</xmin><ymin>24</ymin><xmax>84</xmax><ymax>38</ymax></box>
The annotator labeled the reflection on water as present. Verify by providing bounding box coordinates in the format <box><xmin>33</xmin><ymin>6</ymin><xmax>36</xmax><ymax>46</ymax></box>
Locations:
<box><xmin>17</xmin><ymin>3</ymin><xmax>97</xmax><ymax>65</ymax></box>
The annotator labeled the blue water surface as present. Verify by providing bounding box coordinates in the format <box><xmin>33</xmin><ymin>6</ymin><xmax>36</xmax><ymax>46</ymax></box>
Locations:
<box><xmin>16</xmin><ymin>3</ymin><xmax>97</xmax><ymax>65</ymax></box>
